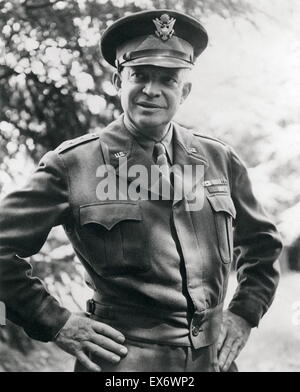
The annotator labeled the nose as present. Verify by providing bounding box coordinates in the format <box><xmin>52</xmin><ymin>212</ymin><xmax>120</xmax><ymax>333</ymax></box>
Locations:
<box><xmin>142</xmin><ymin>80</ymin><xmax>161</xmax><ymax>97</ymax></box>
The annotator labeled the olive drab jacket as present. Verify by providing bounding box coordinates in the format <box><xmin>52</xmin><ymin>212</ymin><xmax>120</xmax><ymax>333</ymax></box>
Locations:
<box><xmin>0</xmin><ymin>116</ymin><xmax>282</xmax><ymax>347</ymax></box>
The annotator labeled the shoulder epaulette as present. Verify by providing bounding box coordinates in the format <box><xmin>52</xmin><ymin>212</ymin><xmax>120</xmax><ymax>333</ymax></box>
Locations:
<box><xmin>192</xmin><ymin>132</ymin><xmax>228</xmax><ymax>147</ymax></box>
<box><xmin>56</xmin><ymin>133</ymin><xmax>99</xmax><ymax>154</ymax></box>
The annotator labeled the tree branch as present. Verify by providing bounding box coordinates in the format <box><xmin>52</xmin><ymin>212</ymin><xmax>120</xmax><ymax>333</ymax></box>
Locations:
<box><xmin>0</xmin><ymin>132</ymin><xmax>10</xmax><ymax>144</ymax></box>
<box><xmin>25</xmin><ymin>0</ymin><xmax>61</xmax><ymax>10</ymax></box>
<box><xmin>0</xmin><ymin>66</ymin><xmax>18</xmax><ymax>81</ymax></box>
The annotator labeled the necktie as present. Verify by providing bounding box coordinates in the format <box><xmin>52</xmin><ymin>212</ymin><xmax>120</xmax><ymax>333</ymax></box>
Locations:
<box><xmin>154</xmin><ymin>142</ymin><xmax>168</xmax><ymax>166</ymax></box>
<box><xmin>153</xmin><ymin>142</ymin><xmax>171</xmax><ymax>184</ymax></box>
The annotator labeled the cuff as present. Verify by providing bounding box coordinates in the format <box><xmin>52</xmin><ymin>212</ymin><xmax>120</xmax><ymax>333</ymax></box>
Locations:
<box><xmin>24</xmin><ymin>297</ymin><xmax>71</xmax><ymax>342</ymax></box>
<box><xmin>228</xmin><ymin>295</ymin><xmax>268</xmax><ymax>328</ymax></box>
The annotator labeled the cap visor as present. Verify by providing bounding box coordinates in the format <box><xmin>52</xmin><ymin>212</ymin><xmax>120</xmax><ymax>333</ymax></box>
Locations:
<box><xmin>122</xmin><ymin>56</ymin><xmax>193</xmax><ymax>69</ymax></box>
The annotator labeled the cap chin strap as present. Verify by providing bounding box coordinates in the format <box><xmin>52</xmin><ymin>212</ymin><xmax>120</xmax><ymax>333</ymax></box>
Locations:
<box><xmin>116</xmin><ymin>48</ymin><xmax>194</xmax><ymax>68</ymax></box>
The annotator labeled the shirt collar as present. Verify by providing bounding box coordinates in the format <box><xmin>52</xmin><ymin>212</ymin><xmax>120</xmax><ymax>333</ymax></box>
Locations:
<box><xmin>124</xmin><ymin>121</ymin><xmax>174</xmax><ymax>164</ymax></box>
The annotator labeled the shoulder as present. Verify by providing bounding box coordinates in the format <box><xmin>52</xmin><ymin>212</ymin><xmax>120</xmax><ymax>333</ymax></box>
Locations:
<box><xmin>175</xmin><ymin>122</ymin><xmax>229</xmax><ymax>149</ymax></box>
<box><xmin>192</xmin><ymin>130</ymin><xmax>229</xmax><ymax>149</ymax></box>
<box><xmin>36</xmin><ymin>132</ymin><xmax>102</xmax><ymax>181</ymax></box>
<box><xmin>174</xmin><ymin>123</ymin><xmax>233</xmax><ymax>161</ymax></box>
<box><xmin>55</xmin><ymin>132</ymin><xmax>100</xmax><ymax>155</ymax></box>
<box><xmin>192</xmin><ymin>131</ymin><xmax>249</xmax><ymax>172</ymax></box>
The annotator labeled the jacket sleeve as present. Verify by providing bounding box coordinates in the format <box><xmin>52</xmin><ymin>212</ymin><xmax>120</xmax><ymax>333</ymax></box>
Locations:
<box><xmin>227</xmin><ymin>147</ymin><xmax>283</xmax><ymax>327</ymax></box>
<box><xmin>0</xmin><ymin>150</ymin><xmax>71</xmax><ymax>341</ymax></box>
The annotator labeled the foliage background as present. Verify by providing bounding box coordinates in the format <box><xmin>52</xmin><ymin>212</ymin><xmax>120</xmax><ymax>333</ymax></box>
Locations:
<box><xmin>1</xmin><ymin>0</ymin><xmax>300</xmax><ymax>371</ymax></box>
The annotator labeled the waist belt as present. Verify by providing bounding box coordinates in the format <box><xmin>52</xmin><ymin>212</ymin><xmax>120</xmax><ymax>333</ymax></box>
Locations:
<box><xmin>87</xmin><ymin>294</ymin><xmax>223</xmax><ymax>349</ymax></box>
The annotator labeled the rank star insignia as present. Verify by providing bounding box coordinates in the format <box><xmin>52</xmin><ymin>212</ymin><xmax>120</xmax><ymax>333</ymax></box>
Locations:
<box><xmin>153</xmin><ymin>14</ymin><xmax>176</xmax><ymax>41</ymax></box>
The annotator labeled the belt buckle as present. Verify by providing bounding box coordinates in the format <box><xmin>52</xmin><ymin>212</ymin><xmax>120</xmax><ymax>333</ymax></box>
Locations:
<box><xmin>86</xmin><ymin>299</ymin><xmax>96</xmax><ymax>314</ymax></box>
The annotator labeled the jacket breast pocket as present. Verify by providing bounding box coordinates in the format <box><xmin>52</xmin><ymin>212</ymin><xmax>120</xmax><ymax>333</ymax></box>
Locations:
<box><xmin>79</xmin><ymin>202</ymin><xmax>150</xmax><ymax>276</ymax></box>
<box><xmin>207</xmin><ymin>194</ymin><xmax>236</xmax><ymax>264</ymax></box>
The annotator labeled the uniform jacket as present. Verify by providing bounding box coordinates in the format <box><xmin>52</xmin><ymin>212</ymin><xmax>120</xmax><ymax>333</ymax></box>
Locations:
<box><xmin>0</xmin><ymin>116</ymin><xmax>282</xmax><ymax>346</ymax></box>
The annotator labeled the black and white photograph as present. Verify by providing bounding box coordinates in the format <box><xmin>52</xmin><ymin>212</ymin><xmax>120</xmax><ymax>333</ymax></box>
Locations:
<box><xmin>0</xmin><ymin>0</ymin><xmax>300</xmax><ymax>373</ymax></box>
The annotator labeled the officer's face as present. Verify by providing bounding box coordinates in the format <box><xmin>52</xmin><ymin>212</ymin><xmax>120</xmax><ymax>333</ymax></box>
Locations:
<box><xmin>113</xmin><ymin>65</ymin><xmax>191</xmax><ymax>136</ymax></box>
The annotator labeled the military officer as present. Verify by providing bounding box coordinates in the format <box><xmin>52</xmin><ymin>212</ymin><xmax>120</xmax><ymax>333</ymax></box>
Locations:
<box><xmin>0</xmin><ymin>9</ymin><xmax>282</xmax><ymax>372</ymax></box>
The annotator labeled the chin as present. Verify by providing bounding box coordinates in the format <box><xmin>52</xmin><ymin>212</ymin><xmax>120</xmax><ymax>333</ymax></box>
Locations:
<box><xmin>136</xmin><ymin>117</ymin><xmax>167</xmax><ymax>130</ymax></box>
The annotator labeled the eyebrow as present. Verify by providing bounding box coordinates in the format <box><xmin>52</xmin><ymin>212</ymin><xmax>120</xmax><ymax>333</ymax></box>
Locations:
<box><xmin>125</xmin><ymin>67</ymin><xmax>183</xmax><ymax>82</ymax></box>
<box><xmin>130</xmin><ymin>66</ymin><xmax>180</xmax><ymax>74</ymax></box>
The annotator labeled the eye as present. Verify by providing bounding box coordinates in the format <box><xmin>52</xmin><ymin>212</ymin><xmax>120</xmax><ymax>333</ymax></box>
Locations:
<box><xmin>130</xmin><ymin>71</ymin><xmax>147</xmax><ymax>82</ymax></box>
<box><xmin>162</xmin><ymin>75</ymin><xmax>178</xmax><ymax>86</ymax></box>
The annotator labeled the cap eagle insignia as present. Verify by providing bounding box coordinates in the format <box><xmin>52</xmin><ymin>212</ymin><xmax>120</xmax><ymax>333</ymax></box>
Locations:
<box><xmin>153</xmin><ymin>14</ymin><xmax>176</xmax><ymax>41</ymax></box>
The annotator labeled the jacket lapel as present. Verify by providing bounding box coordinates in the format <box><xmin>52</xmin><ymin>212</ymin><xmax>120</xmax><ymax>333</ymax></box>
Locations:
<box><xmin>99</xmin><ymin>116</ymin><xmax>166</xmax><ymax>199</ymax></box>
<box><xmin>98</xmin><ymin>117</ymin><xmax>208</xmax><ymax>203</ymax></box>
<box><xmin>172</xmin><ymin>123</ymin><xmax>209</xmax><ymax>206</ymax></box>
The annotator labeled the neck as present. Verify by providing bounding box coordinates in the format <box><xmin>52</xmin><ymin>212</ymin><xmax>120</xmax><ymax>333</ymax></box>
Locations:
<box><xmin>123</xmin><ymin>114</ymin><xmax>170</xmax><ymax>142</ymax></box>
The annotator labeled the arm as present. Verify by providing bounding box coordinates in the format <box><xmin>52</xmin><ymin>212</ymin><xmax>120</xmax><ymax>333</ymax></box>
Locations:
<box><xmin>228</xmin><ymin>147</ymin><xmax>282</xmax><ymax>325</ymax></box>
<box><xmin>0</xmin><ymin>151</ymin><xmax>128</xmax><ymax>370</ymax></box>
<box><xmin>217</xmin><ymin>147</ymin><xmax>282</xmax><ymax>371</ymax></box>
<box><xmin>0</xmin><ymin>151</ymin><xmax>71</xmax><ymax>341</ymax></box>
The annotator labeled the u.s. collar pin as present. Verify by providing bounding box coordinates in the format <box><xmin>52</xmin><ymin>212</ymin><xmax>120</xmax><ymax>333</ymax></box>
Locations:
<box><xmin>189</xmin><ymin>147</ymin><xmax>197</xmax><ymax>153</ymax></box>
<box><xmin>114</xmin><ymin>151</ymin><xmax>126</xmax><ymax>158</ymax></box>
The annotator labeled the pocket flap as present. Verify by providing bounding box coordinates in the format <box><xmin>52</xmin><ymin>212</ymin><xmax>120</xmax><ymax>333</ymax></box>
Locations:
<box><xmin>80</xmin><ymin>202</ymin><xmax>142</xmax><ymax>230</ymax></box>
<box><xmin>207</xmin><ymin>194</ymin><xmax>236</xmax><ymax>219</ymax></box>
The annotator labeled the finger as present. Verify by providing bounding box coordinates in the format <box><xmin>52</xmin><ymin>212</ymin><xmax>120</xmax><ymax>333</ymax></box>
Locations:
<box><xmin>83</xmin><ymin>341</ymin><xmax>122</xmax><ymax>364</ymax></box>
<box><xmin>77</xmin><ymin>351</ymin><xmax>101</xmax><ymax>372</ymax></box>
<box><xmin>217</xmin><ymin>323</ymin><xmax>228</xmax><ymax>353</ymax></box>
<box><xmin>92</xmin><ymin>320</ymin><xmax>125</xmax><ymax>343</ymax></box>
<box><xmin>218</xmin><ymin>338</ymin><xmax>234</xmax><ymax>370</ymax></box>
<box><xmin>90</xmin><ymin>333</ymin><xmax>128</xmax><ymax>357</ymax></box>
<box><xmin>221</xmin><ymin>341</ymin><xmax>241</xmax><ymax>372</ymax></box>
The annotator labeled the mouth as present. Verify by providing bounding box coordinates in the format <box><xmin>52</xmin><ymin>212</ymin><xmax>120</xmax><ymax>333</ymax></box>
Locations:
<box><xmin>136</xmin><ymin>102</ymin><xmax>165</xmax><ymax>109</ymax></box>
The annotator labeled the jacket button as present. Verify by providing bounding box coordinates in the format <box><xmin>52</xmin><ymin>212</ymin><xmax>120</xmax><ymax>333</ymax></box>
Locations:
<box><xmin>192</xmin><ymin>325</ymin><xmax>200</xmax><ymax>336</ymax></box>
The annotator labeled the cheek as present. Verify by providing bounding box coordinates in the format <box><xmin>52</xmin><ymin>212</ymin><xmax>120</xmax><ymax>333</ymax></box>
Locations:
<box><xmin>119</xmin><ymin>81</ymin><xmax>133</xmax><ymax>102</ymax></box>
<box><xmin>120</xmin><ymin>91</ymin><xmax>132</xmax><ymax>110</ymax></box>
<box><xmin>124</xmin><ymin>89</ymin><xmax>139</xmax><ymax>108</ymax></box>
<box><xmin>167</xmin><ymin>91</ymin><xmax>182</xmax><ymax>112</ymax></box>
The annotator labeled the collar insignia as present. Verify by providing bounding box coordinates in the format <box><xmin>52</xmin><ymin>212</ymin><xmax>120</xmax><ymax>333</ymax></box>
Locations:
<box><xmin>153</xmin><ymin>14</ymin><xmax>176</xmax><ymax>41</ymax></box>
<box><xmin>114</xmin><ymin>151</ymin><xmax>126</xmax><ymax>158</ymax></box>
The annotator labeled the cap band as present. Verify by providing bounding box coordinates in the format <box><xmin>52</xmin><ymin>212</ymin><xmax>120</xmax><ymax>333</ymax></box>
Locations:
<box><xmin>117</xmin><ymin>49</ymin><xmax>194</xmax><ymax>67</ymax></box>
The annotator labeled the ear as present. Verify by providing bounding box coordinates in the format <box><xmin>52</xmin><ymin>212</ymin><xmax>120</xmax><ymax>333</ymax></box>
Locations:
<box><xmin>180</xmin><ymin>82</ymin><xmax>192</xmax><ymax>104</ymax></box>
<box><xmin>112</xmin><ymin>72</ymin><xmax>122</xmax><ymax>95</ymax></box>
